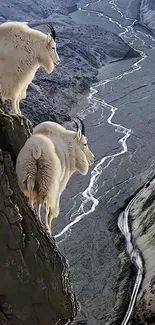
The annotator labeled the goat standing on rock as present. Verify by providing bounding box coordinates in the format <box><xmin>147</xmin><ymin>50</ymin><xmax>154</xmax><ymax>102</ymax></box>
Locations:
<box><xmin>16</xmin><ymin>118</ymin><xmax>95</xmax><ymax>235</ymax></box>
<box><xmin>0</xmin><ymin>21</ymin><xmax>60</xmax><ymax>117</ymax></box>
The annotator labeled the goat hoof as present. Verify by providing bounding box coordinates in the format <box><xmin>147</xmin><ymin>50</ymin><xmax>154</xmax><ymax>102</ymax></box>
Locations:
<box><xmin>45</xmin><ymin>227</ymin><xmax>52</xmax><ymax>236</ymax></box>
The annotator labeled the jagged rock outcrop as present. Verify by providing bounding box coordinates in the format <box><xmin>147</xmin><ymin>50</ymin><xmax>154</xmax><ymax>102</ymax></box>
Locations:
<box><xmin>0</xmin><ymin>105</ymin><xmax>78</xmax><ymax>325</ymax></box>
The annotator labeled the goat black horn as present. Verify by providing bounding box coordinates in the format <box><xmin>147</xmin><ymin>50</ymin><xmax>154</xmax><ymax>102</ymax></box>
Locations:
<box><xmin>76</xmin><ymin>117</ymin><xmax>85</xmax><ymax>135</ymax></box>
<box><xmin>72</xmin><ymin>119</ymin><xmax>79</xmax><ymax>132</ymax></box>
<box><xmin>47</xmin><ymin>23</ymin><xmax>56</xmax><ymax>40</ymax></box>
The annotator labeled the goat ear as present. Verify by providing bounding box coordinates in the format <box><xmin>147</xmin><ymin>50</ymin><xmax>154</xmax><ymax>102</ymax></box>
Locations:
<box><xmin>76</xmin><ymin>129</ymin><xmax>82</xmax><ymax>140</ymax></box>
<box><xmin>47</xmin><ymin>34</ymin><xmax>51</xmax><ymax>44</ymax></box>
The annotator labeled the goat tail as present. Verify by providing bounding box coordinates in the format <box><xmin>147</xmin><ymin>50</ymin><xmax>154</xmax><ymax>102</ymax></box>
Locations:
<box><xmin>25</xmin><ymin>144</ymin><xmax>41</xmax><ymax>192</ymax></box>
<box><xmin>25</xmin><ymin>145</ymin><xmax>41</xmax><ymax>192</ymax></box>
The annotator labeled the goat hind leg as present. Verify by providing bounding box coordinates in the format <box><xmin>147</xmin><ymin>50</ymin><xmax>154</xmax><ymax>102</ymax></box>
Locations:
<box><xmin>47</xmin><ymin>203</ymin><xmax>60</xmax><ymax>236</ymax></box>
<box><xmin>46</xmin><ymin>189</ymin><xmax>61</xmax><ymax>235</ymax></box>
<box><xmin>47</xmin><ymin>208</ymin><xmax>55</xmax><ymax>236</ymax></box>
<box><xmin>28</xmin><ymin>197</ymin><xmax>34</xmax><ymax>209</ymax></box>
<box><xmin>37</xmin><ymin>204</ymin><xmax>42</xmax><ymax>222</ymax></box>
<box><xmin>45</xmin><ymin>204</ymin><xmax>50</xmax><ymax>234</ymax></box>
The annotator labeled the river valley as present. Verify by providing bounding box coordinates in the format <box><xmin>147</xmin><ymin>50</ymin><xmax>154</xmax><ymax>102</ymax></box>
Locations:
<box><xmin>52</xmin><ymin>1</ymin><xmax>155</xmax><ymax>324</ymax></box>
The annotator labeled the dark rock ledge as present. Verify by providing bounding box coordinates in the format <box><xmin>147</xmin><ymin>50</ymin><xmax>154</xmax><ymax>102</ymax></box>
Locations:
<box><xmin>0</xmin><ymin>105</ymin><xmax>78</xmax><ymax>325</ymax></box>
<box><xmin>106</xmin><ymin>178</ymin><xmax>155</xmax><ymax>325</ymax></box>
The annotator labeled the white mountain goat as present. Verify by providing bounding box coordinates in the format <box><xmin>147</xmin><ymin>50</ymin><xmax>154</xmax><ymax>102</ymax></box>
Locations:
<box><xmin>0</xmin><ymin>21</ymin><xmax>60</xmax><ymax>116</ymax></box>
<box><xmin>16</xmin><ymin>118</ymin><xmax>95</xmax><ymax>235</ymax></box>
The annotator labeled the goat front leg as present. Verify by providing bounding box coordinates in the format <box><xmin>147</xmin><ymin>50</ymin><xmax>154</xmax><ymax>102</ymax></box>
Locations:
<box><xmin>16</xmin><ymin>98</ymin><xmax>22</xmax><ymax>115</ymax></box>
<box><xmin>10</xmin><ymin>98</ymin><xmax>19</xmax><ymax>115</ymax></box>
<box><xmin>10</xmin><ymin>98</ymin><xmax>24</xmax><ymax>125</ymax></box>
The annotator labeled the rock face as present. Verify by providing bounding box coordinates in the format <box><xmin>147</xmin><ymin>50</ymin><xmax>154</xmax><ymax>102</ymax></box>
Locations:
<box><xmin>140</xmin><ymin>0</ymin><xmax>155</xmax><ymax>31</ymax></box>
<box><xmin>0</xmin><ymin>107</ymin><xmax>78</xmax><ymax>325</ymax></box>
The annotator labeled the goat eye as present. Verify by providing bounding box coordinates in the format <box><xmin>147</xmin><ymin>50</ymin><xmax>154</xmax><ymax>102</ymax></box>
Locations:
<box><xmin>52</xmin><ymin>47</ymin><xmax>55</xmax><ymax>50</ymax></box>
<box><xmin>84</xmin><ymin>143</ymin><xmax>87</xmax><ymax>146</ymax></box>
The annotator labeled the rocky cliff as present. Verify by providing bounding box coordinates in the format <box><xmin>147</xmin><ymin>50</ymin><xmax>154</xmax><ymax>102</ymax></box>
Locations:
<box><xmin>129</xmin><ymin>179</ymin><xmax>155</xmax><ymax>324</ymax></box>
<box><xmin>0</xmin><ymin>105</ymin><xmax>78</xmax><ymax>325</ymax></box>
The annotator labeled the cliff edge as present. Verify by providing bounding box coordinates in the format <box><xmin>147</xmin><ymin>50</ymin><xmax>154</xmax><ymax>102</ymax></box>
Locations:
<box><xmin>0</xmin><ymin>105</ymin><xmax>78</xmax><ymax>325</ymax></box>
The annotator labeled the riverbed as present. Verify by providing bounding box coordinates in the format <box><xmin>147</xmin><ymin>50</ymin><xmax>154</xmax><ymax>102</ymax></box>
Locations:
<box><xmin>52</xmin><ymin>0</ymin><xmax>155</xmax><ymax>324</ymax></box>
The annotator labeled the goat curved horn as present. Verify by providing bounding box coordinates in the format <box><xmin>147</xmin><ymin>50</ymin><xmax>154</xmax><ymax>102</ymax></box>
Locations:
<box><xmin>72</xmin><ymin>119</ymin><xmax>79</xmax><ymax>132</ymax></box>
<box><xmin>47</xmin><ymin>23</ymin><xmax>56</xmax><ymax>40</ymax></box>
<box><xmin>76</xmin><ymin>117</ymin><xmax>85</xmax><ymax>136</ymax></box>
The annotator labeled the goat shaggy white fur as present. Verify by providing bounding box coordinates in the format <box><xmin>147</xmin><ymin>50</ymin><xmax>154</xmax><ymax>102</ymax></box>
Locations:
<box><xmin>0</xmin><ymin>21</ymin><xmax>60</xmax><ymax>115</ymax></box>
<box><xmin>16</xmin><ymin>119</ymin><xmax>94</xmax><ymax>234</ymax></box>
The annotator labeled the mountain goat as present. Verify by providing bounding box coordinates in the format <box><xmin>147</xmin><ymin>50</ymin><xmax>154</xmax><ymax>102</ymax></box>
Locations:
<box><xmin>16</xmin><ymin>118</ymin><xmax>95</xmax><ymax>235</ymax></box>
<box><xmin>0</xmin><ymin>21</ymin><xmax>60</xmax><ymax>116</ymax></box>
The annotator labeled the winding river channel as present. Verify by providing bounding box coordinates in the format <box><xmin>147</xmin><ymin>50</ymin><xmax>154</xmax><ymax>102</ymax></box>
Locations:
<box><xmin>53</xmin><ymin>0</ymin><xmax>155</xmax><ymax>324</ymax></box>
